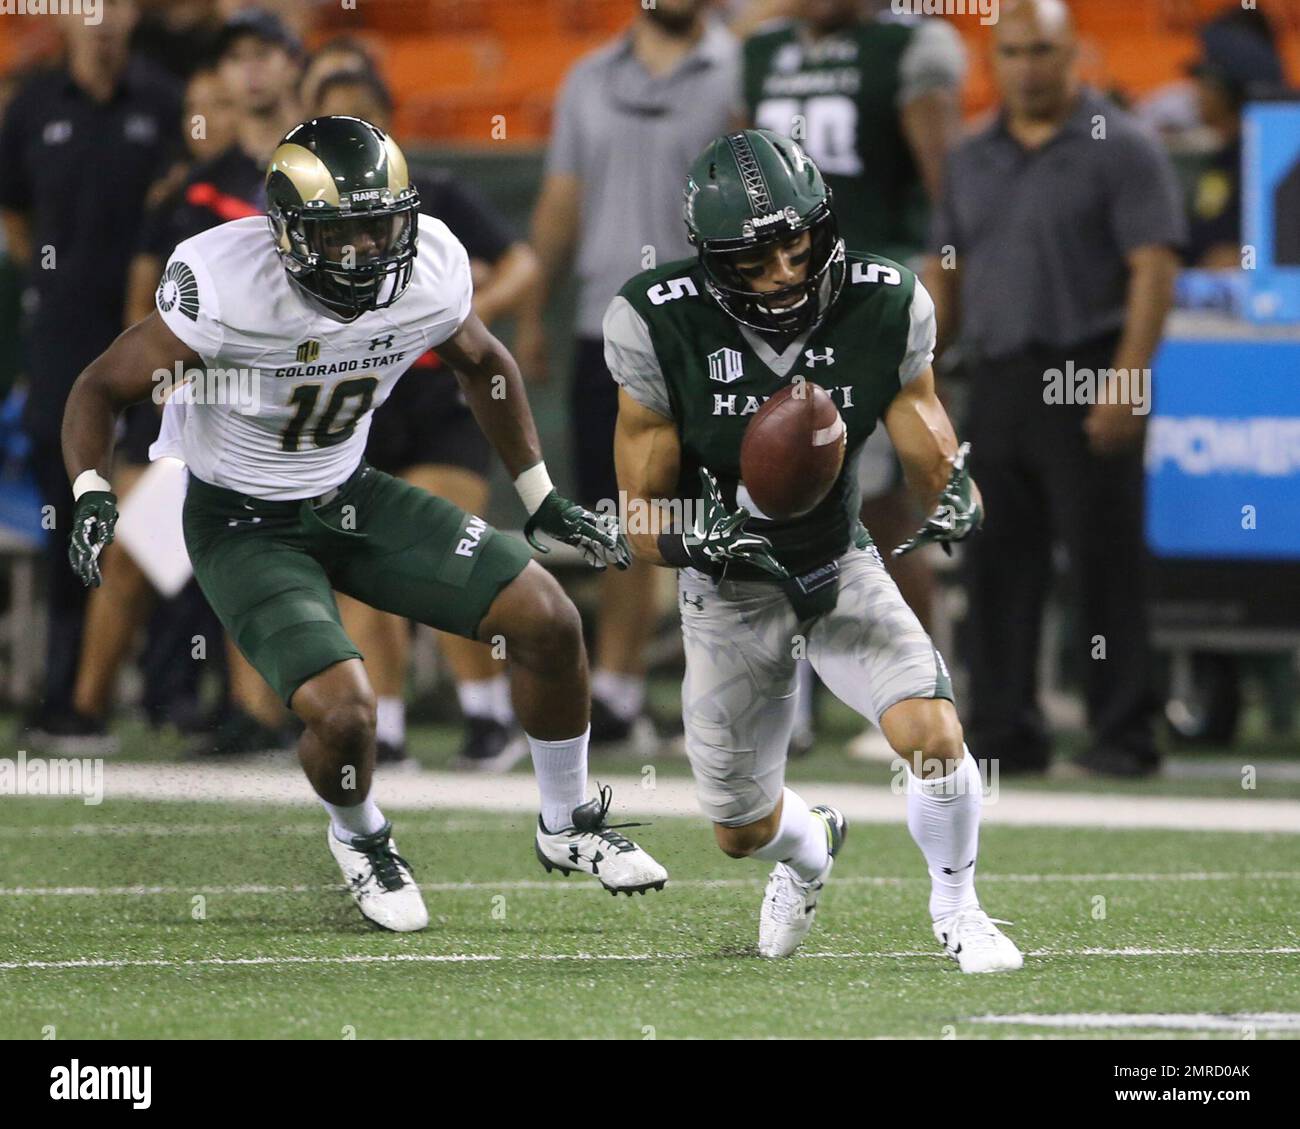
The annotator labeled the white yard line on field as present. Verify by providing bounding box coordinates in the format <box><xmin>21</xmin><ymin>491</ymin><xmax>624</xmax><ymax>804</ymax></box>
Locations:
<box><xmin>968</xmin><ymin>1012</ymin><xmax>1300</xmax><ymax>1032</ymax></box>
<box><xmin>2</xmin><ymin>871</ymin><xmax>1298</xmax><ymax>897</ymax></box>
<box><xmin>0</xmin><ymin>818</ymin><xmax>510</xmax><ymax>838</ymax></box>
<box><xmin>2</xmin><ymin>947</ymin><xmax>1299</xmax><ymax>972</ymax></box>
<box><xmin>20</xmin><ymin>763</ymin><xmax>1300</xmax><ymax>833</ymax></box>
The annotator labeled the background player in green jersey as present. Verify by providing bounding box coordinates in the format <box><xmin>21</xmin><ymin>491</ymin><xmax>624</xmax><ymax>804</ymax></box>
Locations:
<box><xmin>607</xmin><ymin>129</ymin><xmax>1021</xmax><ymax>970</ymax></box>
<box><xmin>742</xmin><ymin>0</ymin><xmax>964</xmax><ymax>259</ymax></box>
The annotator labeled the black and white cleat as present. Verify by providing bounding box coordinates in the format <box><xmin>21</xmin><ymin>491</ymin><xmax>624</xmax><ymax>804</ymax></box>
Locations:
<box><xmin>328</xmin><ymin>821</ymin><xmax>429</xmax><ymax>933</ymax></box>
<box><xmin>534</xmin><ymin>785</ymin><xmax>668</xmax><ymax>896</ymax></box>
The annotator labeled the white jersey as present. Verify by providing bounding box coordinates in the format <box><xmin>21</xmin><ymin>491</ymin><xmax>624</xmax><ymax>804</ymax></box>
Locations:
<box><xmin>151</xmin><ymin>212</ymin><xmax>472</xmax><ymax>499</ymax></box>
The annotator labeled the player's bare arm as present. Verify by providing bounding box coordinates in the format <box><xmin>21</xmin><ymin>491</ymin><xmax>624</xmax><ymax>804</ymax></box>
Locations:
<box><xmin>885</xmin><ymin>364</ymin><xmax>982</xmax><ymax>558</ymax></box>
<box><xmin>61</xmin><ymin>312</ymin><xmax>200</xmax><ymax>587</ymax></box>
<box><xmin>885</xmin><ymin>365</ymin><xmax>969</xmax><ymax>507</ymax></box>
<box><xmin>613</xmin><ymin>389</ymin><xmax>681</xmax><ymax>565</ymax></box>
<box><xmin>62</xmin><ymin>311</ymin><xmax>197</xmax><ymax>482</ymax></box>
<box><xmin>436</xmin><ymin>310</ymin><xmax>543</xmax><ymax>479</ymax></box>
<box><xmin>613</xmin><ymin>389</ymin><xmax>785</xmax><ymax>578</ymax></box>
<box><xmin>439</xmin><ymin>309</ymin><xmax>629</xmax><ymax>569</ymax></box>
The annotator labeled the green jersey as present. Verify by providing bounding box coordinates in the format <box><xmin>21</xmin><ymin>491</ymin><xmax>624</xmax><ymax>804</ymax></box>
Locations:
<box><xmin>741</xmin><ymin>17</ymin><xmax>963</xmax><ymax>259</ymax></box>
<box><xmin>605</xmin><ymin>251</ymin><xmax>936</xmax><ymax>580</ymax></box>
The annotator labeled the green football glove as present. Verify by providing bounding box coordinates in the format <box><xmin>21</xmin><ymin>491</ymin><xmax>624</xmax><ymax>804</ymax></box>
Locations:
<box><xmin>68</xmin><ymin>490</ymin><xmax>119</xmax><ymax>588</ymax></box>
<box><xmin>524</xmin><ymin>489</ymin><xmax>631</xmax><ymax>571</ymax></box>
<box><xmin>893</xmin><ymin>442</ymin><xmax>981</xmax><ymax>558</ymax></box>
<box><xmin>677</xmin><ymin>468</ymin><xmax>788</xmax><ymax>580</ymax></box>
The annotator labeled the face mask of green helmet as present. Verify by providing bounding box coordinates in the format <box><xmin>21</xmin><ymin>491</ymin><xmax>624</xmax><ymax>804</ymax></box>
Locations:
<box><xmin>684</xmin><ymin>129</ymin><xmax>846</xmax><ymax>336</ymax></box>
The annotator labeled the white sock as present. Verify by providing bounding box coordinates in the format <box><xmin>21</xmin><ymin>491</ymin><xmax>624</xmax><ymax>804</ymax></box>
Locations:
<box><xmin>321</xmin><ymin>796</ymin><xmax>387</xmax><ymax>844</ymax></box>
<box><xmin>751</xmin><ymin>787</ymin><xmax>829</xmax><ymax>882</ymax></box>
<box><xmin>457</xmin><ymin>677</ymin><xmax>498</xmax><ymax>721</ymax></box>
<box><xmin>793</xmin><ymin>660</ymin><xmax>816</xmax><ymax>733</ymax></box>
<box><xmin>906</xmin><ymin>747</ymin><xmax>983</xmax><ymax>920</ymax></box>
<box><xmin>591</xmin><ymin>670</ymin><xmax>644</xmax><ymax>722</ymax></box>
<box><xmin>528</xmin><ymin>726</ymin><xmax>589</xmax><ymax>833</ymax></box>
<box><xmin>490</xmin><ymin>674</ymin><xmax>513</xmax><ymax>726</ymax></box>
<box><xmin>375</xmin><ymin>696</ymin><xmax>405</xmax><ymax>746</ymax></box>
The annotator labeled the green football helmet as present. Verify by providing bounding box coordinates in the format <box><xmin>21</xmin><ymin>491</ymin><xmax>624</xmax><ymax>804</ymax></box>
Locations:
<box><xmin>266</xmin><ymin>116</ymin><xmax>420</xmax><ymax>320</ymax></box>
<box><xmin>683</xmin><ymin>129</ymin><xmax>845</xmax><ymax>334</ymax></box>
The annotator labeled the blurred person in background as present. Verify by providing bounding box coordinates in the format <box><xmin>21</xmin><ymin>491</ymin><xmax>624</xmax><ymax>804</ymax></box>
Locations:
<box><xmin>0</xmin><ymin>0</ymin><xmax>181</xmax><ymax>741</ymax></box>
<box><xmin>61</xmin><ymin>8</ymin><xmax>302</xmax><ymax>755</ymax></box>
<box><xmin>925</xmin><ymin>0</ymin><xmax>1184</xmax><ymax>778</ymax></box>
<box><xmin>299</xmin><ymin>35</ymin><xmax>380</xmax><ymax>112</ymax></box>
<box><xmin>741</xmin><ymin>0</ymin><xmax>964</xmax><ymax>760</ymax></box>
<box><xmin>130</xmin><ymin>0</ymin><xmax>222</xmax><ymax>83</ymax></box>
<box><xmin>725</xmin><ymin>0</ymin><xmax>797</xmax><ymax>39</ymax></box>
<box><xmin>311</xmin><ymin>67</ymin><xmax>543</xmax><ymax>770</ymax></box>
<box><xmin>519</xmin><ymin>0</ymin><xmax>740</xmax><ymax>753</ymax></box>
<box><xmin>215</xmin><ymin>0</ymin><xmax>307</xmax><ymax>38</ymax></box>
<box><xmin>1183</xmin><ymin>9</ymin><xmax>1287</xmax><ymax>269</ymax></box>
<box><xmin>128</xmin><ymin>7</ymin><xmax>303</xmax><ymax>325</ymax></box>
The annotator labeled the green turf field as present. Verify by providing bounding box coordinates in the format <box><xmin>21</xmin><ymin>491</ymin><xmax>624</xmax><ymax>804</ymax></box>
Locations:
<box><xmin>2</xmin><ymin>793</ymin><xmax>1297</xmax><ymax>1040</ymax></box>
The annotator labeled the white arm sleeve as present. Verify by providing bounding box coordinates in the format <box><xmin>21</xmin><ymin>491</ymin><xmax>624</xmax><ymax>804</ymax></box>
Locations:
<box><xmin>900</xmin><ymin>279</ymin><xmax>937</xmax><ymax>386</ymax></box>
<box><xmin>603</xmin><ymin>295</ymin><xmax>673</xmax><ymax>420</ymax></box>
<box><xmin>155</xmin><ymin>248</ymin><xmax>223</xmax><ymax>361</ymax></box>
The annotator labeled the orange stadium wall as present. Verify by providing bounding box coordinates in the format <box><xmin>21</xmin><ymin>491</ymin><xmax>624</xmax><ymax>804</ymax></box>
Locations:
<box><xmin>1</xmin><ymin>0</ymin><xmax>1298</xmax><ymax>140</ymax></box>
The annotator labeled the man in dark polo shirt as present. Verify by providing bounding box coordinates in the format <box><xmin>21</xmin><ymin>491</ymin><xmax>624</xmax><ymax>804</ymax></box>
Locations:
<box><xmin>0</xmin><ymin>0</ymin><xmax>181</xmax><ymax>732</ymax></box>
<box><xmin>925</xmin><ymin>0</ymin><xmax>1184</xmax><ymax>778</ymax></box>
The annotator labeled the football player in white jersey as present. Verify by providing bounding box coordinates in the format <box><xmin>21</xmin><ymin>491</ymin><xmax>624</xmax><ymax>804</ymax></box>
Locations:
<box><xmin>61</xmin><ymin>116</ymin><xmax>667</xmax><ymax>932</ymax></box>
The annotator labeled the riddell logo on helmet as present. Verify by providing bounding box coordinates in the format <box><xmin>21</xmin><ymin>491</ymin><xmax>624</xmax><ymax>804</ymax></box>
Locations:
<box><xmin>749</xmin><ymin>207</ymin><xmax>798</xmax><ymax>230</ymax></box>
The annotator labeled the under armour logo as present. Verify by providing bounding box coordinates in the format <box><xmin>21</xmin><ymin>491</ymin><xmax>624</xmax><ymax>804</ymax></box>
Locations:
<box><xmin>368</xmin><ymin>334</ymin><xmax>395</xmax><ymax>351</ymax></box>
<box><xmin>804</xmin><ymin>347</ymin><xmax>834</xmax><ymax>367</ymax></box>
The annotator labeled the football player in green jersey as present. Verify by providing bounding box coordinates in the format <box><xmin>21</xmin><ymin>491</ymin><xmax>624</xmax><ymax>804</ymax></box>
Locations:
<box><xmin>607</xmin><ymin>129</ymin><xmax>1022</xmax><ymax>970</ymax></box>
<box><xmin>742</xmin><ymin>1</ymin><xmax>967</xmax><ymax>759</ymax></box>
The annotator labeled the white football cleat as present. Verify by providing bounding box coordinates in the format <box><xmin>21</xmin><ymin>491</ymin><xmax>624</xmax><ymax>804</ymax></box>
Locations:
<box><xmin>534</xmin><ymin>785</ymin><xmax>668</xmax><ymax>896</ymax></box>
<box><xmin>328</xmin><ymin>822</ymin><xmax>429</xmax><ymax>932</ymax></box>
<box><xmin>933</xmin><ymin>908</ymin><xmax>1023</xmax><ymax>973</ymax></box>
<box><xmin>758</xmin><ymin>804</ymin><xmax>846</xmax><ymax>959</ymax></box>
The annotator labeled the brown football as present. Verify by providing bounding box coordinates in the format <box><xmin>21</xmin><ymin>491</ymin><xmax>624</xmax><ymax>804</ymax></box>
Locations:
<box><xmin>739</xmin><ymin>381</ymin><xmax>846</xmax><ymax>521</ymax></box>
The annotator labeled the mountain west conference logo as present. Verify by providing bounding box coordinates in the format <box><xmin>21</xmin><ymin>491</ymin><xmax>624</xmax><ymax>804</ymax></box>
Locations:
<box><xmin>157</xmin><ymin>261</ymin><xmax>199</xmax><ymax>322</ymax></box>
<box><xmin>707</xmin><ymin>347</ymin><xmax>745</xmax><ymax>384</ymax></box>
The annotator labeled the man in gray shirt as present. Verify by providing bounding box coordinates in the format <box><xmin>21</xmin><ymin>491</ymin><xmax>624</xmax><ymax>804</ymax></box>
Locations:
<box><xmin>519</xmin><ymin>0</ymin><xmax>740</xmax><ymax>749</ymax></box>
<box><xmin>924</xmin><ymin>0</ymin><xmax>1184</xmax><ymax>778</ymax></box>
